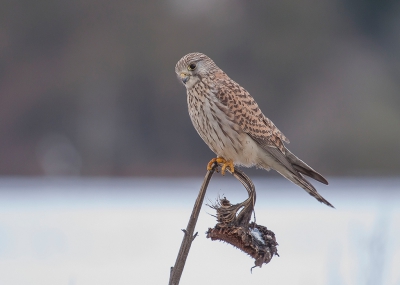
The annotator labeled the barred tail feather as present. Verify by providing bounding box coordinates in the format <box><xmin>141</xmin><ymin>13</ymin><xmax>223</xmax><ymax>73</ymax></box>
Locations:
<box><xmin>284</xmin><ymin>148</ymin><xmax>328</xmax><ymax>185</ymax></box>
<box><xmin>260</xmin><ymin>158</ymin><xmax>334</xmax><ymax>208</ymax></box>
<box><xmin>290</xmin><ymin>174</ymin><xmax>334</xmax><ymax>208</ymax></box>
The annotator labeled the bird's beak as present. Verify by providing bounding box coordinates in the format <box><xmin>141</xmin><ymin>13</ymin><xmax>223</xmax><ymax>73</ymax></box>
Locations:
<box><xmin>180</xmin><ymin>73</ymin><xmax>189</xmax><ymax>84</ymax></box>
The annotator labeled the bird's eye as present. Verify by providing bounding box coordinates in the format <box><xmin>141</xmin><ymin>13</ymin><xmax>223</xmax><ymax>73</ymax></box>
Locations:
<box><xmin>188</xmin><ymin>63</ymin><xmax>196</xmax><ymax>70</ymax></box>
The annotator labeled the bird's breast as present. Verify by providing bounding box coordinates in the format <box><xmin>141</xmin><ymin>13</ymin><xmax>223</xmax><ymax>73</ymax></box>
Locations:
<box><xmin>187</xmin><ymin>85</ymin><xmax>259</xmax><ymax>166</ymax></box>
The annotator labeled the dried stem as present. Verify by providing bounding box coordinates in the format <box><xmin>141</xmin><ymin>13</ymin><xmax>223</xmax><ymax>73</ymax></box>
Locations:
<box><xmin>168</xmin><ymin>164</ymin><xmax>276</xmax><ymax>284</ymax></box>
<box><xmin>207</xmin><ymin>168</ymin><xmax>278</xmax><ymax>269</ymax></box>
<box><xmin>168</xmin><ymin>164</ymin><xmax>217</xmax><ymax>285</ymax></box>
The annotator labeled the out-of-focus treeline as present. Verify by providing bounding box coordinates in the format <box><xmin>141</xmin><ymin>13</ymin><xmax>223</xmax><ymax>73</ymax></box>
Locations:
<box><xmin>1</xmin><ymin>0</ymin><xmax>399</xmax><ymax>176</ymax></box>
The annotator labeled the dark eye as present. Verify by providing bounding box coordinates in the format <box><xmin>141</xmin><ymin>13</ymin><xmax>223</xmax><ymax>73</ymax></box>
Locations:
<box><xmin>188</xmin><ymin>63</ymin><xmax>196</xmax><ymax>70</ymax></box>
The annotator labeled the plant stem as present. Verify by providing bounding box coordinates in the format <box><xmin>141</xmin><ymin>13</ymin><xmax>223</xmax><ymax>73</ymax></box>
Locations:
<box><xmin>168</xmin><ymin>166</ymin><xmax>216</xmax><ymax>285</ymax></box>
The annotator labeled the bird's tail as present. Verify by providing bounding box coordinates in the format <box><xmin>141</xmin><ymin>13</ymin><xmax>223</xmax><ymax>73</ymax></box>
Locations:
<box><xmin>284</xmin><ymin>148</ymin><xmax>329</xmax><ymax>185</ymax></box>
<box><xmin>287</xmin><ymin>172</ymin><xmax>334</xmax><ymax>208</ymax></box>
<box><xmin>261</xmin><ymin>148</ymin><xmax>334</xmax><ymax>208</ymax></box>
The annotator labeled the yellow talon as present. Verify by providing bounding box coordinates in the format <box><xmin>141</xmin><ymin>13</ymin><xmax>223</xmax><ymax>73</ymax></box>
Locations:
<box><xmin>207</xmin><ymin>157</ymin><xmax>234</xmax><ymax>175</ymax></box>
<box><xmin>207</xmin><ymin>158</ymin><xmax>218</xmax><ymax>171</ymax></box>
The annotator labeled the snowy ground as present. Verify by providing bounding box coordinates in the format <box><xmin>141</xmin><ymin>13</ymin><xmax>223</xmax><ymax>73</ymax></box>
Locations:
<box><xmin>0</xmin><ymin>177</ymin><xmax>399</xmax><ymax>285</ymax></box>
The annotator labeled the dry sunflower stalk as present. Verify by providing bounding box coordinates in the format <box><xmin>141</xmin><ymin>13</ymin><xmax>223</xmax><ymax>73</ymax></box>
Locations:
<box><xmin>169</xmin><ymin>165</ymin><xmax>278</xmax><ymax>285</ymax></box>
<box><xmin>206</xmin><ymin>168</ymin><xmax>279</xmax><ymax>269</ymax></box>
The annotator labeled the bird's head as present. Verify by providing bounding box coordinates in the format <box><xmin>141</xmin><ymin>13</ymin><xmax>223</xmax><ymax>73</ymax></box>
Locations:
<box><xmin>175</xmin><ymin>52</ymin><xmax>218</xmax><ymax>89</ymax></box>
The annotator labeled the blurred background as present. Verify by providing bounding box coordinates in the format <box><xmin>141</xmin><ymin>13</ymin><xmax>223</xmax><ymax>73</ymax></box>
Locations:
<box><xmin>1</xmin><ymin>0</ymin><xmax>400</xmax><ymax>177</ymax></box>
<box><xmin>1</xmin><ymin>1</ymin><xmax>400</xmax><ymax>285</ymax></box>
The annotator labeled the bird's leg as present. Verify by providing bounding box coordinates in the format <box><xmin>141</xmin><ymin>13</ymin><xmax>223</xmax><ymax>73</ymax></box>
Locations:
<box><xmin>207</xmin><ymin>157</ymin><xmax>234</xmax><ymax>175</ymax></box>
<box><xmin>220</xmin><ymin>159</ymin><xmax>234</xmax><ymax>175</ymax></box>
<box><xmin>207</xmin><ymin>158</ymin><xmax>218</xmax><ymax>171</ymax></box>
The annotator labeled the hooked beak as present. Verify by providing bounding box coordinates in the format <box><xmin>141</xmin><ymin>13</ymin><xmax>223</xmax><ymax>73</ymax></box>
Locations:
<box><xmin>180</xmin><ymin>73</ymin><xmax>189</xmax><ymax>84</ymax></box>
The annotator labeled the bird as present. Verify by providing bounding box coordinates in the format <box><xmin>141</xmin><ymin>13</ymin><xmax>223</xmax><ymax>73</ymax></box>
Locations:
<box><xmin>175</xmin><ymin>52</ymin><xmax>333</xmax><ymax>208</ymax></box>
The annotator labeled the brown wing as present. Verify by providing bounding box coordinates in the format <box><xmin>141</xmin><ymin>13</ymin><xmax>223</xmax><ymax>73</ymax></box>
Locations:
<box><xmin>214</xmin><ymin>73</ymin><xmax>299</xmax><ymax>173</ymax></box>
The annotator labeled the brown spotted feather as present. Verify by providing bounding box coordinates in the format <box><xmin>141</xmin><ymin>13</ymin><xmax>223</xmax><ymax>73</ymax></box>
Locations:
<box><xmin>176</xmin><ymin>52</ymin><xmax>333</xmax><ymax>208</ymax></box>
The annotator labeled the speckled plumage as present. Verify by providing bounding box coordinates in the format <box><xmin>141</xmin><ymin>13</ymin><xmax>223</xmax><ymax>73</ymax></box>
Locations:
<box><xmin>175</xmin><ymin>52</ymin><xmax>333</xmax><ymax>208</ymax></box>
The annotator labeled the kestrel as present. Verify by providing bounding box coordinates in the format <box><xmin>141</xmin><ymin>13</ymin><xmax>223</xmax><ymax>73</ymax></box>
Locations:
<box><xmin>175</xmin><ymin>52</ymin><xmax>333</xmax><ymax>208</ymax></box>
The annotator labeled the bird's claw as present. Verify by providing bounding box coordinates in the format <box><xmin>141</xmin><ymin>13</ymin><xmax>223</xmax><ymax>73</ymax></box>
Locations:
<box><xmin>207</xmin><ymin>157</ymin><xmax>234</xmax><ymax>175</ymax></box>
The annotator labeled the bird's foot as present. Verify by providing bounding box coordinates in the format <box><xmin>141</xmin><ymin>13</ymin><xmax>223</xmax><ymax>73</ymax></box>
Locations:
<box><xmin>207</xmin><ymin>157</ymin><xmax>234</xmax><ymax>175</ymax></box>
